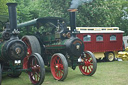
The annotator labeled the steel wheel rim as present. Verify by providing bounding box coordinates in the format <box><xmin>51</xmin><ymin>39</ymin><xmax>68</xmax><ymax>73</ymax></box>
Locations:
<box><xmin>28</xmin><ymin>56</ymin><xmax>41</xmax><ymax>84</ymax></box>
<box><xmin>108</xmin><ymin>53</ymin><xmax>114</xmax><ymax>61</ymax></box>
<box><xmin>51</xmin><ymin>55</ymin><xmax>64</xmax><ymax>80</ymax></box>
<box><xmin>79</xmin><ymin>53</ymin><xmax>93</xmax><ymax>75</ymax></box>
<box><xmin>22</xmin><ymin>38</ymin><xmax>32</xmax><ymax>69</ymax></box>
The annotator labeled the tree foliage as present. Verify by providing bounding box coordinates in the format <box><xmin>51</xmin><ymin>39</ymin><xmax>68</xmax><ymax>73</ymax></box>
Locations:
<box><xmin>0</xmin><ymin>0</ymin><xmax>12</xmax><ymax>27</ymax></box>
<box><xmin>0</xmin><ymin>0</ymin><xmax>128</xmax><ymax>35</ymax></box>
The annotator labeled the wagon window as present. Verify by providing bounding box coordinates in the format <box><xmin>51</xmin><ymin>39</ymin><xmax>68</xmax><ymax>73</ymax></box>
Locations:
<box><xmin>110</xmin><ymin>35</ymin><xmax>116</xmax><ymax>41</ymax></box>
<box><xmin>83</xmin><ymin>35</ymin><xmax>91</xmax><ymax>42</ymax></box>
<box><xmin>96</xmin><ymin>35</ymin><xmax>103</xmax><ymax>41</ymax></box>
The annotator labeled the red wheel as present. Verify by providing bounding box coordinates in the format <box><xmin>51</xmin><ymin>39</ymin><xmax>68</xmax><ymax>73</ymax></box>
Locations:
<box><xmin>28</xmin><ymin>53</ymin><xmax>45</xmax><ymax>85</ymax></box>
<box><xmin>22</xmin><ymin>36</ymin><xmax>41</xmax><ymax>69</ymax></box>
<box><xmin>50</xmin><ymin>53</ymin><xmax>68</xmax><ymax>81</ymax></box>
<box><xmin>79</xmin><ymin>51</ymin><xmax>97</xmax><ymax>76</ymax></box>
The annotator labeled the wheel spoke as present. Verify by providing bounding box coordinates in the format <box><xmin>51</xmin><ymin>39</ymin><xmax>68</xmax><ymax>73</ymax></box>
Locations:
<box><xmin>55</xmin><ymin>57</ymin><xmax>58</xmax><ymax>63</ymax></box>
<box><xmin>88</xmin><ymin>66</ymin><xmax>91</xmax><ymax>73</ymax></box>
<box><xmin>60</xmin><ymin>70</ymin><xmax>64</xmax><ymax>75</ymax></box>
<box><xmin>90</xmin><ymin>59</ymin><xmax>93</xmax><ymax>62</ymax></box>
<box><xmin>58</xmin><ymin>71</ymin><xmax>60</xmax><ymax>77</ymax></box>
<box><xmin>57</xmin><ymin>58</ymin><xmax>61</xmax><ymax>63</ymax></box>
<box><xmin>85</xmin><ymin>66</ymin><xmax>87</xmax><ymax>73</ymax></box>
<box><xmin>89</xmin><ymin>65</ymin><xmax>93</xmax><ymax>71</ymax></box>
<box><xmin>87</xmin><ymin>57</ymin><xmax>91</xmax><ymax>61</ymax></box>
<box><xmin>35</xmin><ymin>72</ymin><xmax>40</xmax><ymax>81</ymax></box>
<box><xmin>31</xmin><ymin>72</ymin><xmax>34</xmax><ymax>77</ymax></box>
<box><xmin>61</xmin><ymin>71</ymin><xmax>64</xmax><ymax>75</ymax></box>
<box><xmin>54</xmin><ymin>60</ymin><xmax>57</xmax><ymax>65</ymax></box>
<box><xmin>90</xmin><ymin>63</ymin><xmax>93</xmax><ymax>65</ymax></box>
<box><xmin>33</xmin><ymin>73</ymin><xmax>36</xmax><ymax>80</ymax></box>
<box><xmin>83</xmin><ymin>66</ymin><xmax>85</xmax><ymax>71</ymax></box>
<box><xmin>55</xmin><ymin>69</ymin><xmax>59</xmax><ymax>74</ymax></box>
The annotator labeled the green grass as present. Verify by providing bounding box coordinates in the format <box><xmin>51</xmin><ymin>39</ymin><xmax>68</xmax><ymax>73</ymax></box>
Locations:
<box><xmin>2</xmin><ymin>61</ymin><xmax>128</xmax><ymax>85</ymax></box>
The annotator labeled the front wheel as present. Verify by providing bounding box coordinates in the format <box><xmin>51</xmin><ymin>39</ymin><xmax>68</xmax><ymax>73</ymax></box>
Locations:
<box><xmin>50</xmin><ymin>53</ymin><xmax>68</xmax><ymax>81</ymax></box>
<box><xmin>28</xmin><ymin>53</ymin><xmax>45</xmax><ymax>85</ymax></box>
<box><xmin>79</xmin><ymin>51</ymin><xmax>97</xmax><ymax>76</ymax></box>
<box><xmin>0</xmin><ymin>64</ymin><xmax>2</xmax><ymax>85</ymax></box>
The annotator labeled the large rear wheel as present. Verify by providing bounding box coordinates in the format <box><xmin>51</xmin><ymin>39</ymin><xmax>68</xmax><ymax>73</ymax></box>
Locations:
<box><xmin>50</xmin><ymin>53</ymin><xmax>68</xmax><ymax>81</ymax></box>
<box><xmin>28</xmin><ymin>53</ymin><xmax>45</xmax><ymax>85</ymax></box>
<box><xmin>79</xmin><ymin>51</ymin><xmax>97</xmax><ymax>76</ymax></box>
<box><xmin>22</xmin><ymin>36</ymin><xmax>41</xmax><ymax>69</ymax></box>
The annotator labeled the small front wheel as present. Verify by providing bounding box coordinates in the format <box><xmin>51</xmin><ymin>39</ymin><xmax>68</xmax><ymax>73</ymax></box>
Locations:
<box><xmin>50</xmin><ymin>53</ymin><xmax>68</xmax><ymax>81</ymax></box>
<box><xmin>28</xmin><ymin>53</ymin><xmax>45</xmax><ymax>85</ymax></box>
<box><xmin>79</xmin><ymin>51</ymin><xmax>97</xmax><ymax>76</ymax></box>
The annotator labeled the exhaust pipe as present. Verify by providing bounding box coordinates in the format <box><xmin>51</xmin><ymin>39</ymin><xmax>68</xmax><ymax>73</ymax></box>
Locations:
<box><xmin>6</xmin><ymin>3</ymin><xmax>17</xmax><ymax>32</ymax></box>
<box><xmin>68</xmin><ymin>9</ymin><xmax>79</xmax><ymax>37</ymax></box>
<box><xmin>68</xmin><ymin>9</ymin><xmax>77</xmax><ymax>32</ymax></box>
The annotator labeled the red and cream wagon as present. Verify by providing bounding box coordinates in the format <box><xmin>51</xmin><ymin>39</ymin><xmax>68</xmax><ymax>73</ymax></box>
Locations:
<box><xmin>76</xmin><ymin>27</ymin><xmax>124</xmax><ymax>61</ymax></box>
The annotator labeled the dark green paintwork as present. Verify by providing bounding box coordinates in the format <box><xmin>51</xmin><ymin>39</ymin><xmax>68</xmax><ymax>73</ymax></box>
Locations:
<box><xmin>0</xmin><ymin>42</ymin><xmax>5</xmax><ymax>61</ymax></box>
<box><xmin>45</xmin><ymin>39</ymin><xmax>67</xmax><ymax>49</ymax></box>
<box><xmin>0</xmin><ymin>33</ymin><xmax>3</xmax><ymax>39</ymax></box>
<box><xmin>17</xmin><ymin>19</ymin><xmax>37</xmax><ymax>28</ymax></box>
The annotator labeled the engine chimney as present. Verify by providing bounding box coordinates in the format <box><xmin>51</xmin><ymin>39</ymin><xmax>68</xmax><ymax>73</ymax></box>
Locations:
<box><xmin>68</xmin><ymin>9</ymin><xmax>77</xmax><ymax>32</ymax></box>
<box><xmin>6</xmin><ymin>3</ymin><xmax>17</xmax><ymax>32</ymax></box>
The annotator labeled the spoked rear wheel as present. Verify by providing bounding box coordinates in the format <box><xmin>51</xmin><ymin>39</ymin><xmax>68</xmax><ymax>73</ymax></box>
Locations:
<box><xmin>79</xmin><ymin>51</ymin><xmax>97</xmax><ymax>76</ymax></box>
<box><xmin>28</xmin><ymin>53</ymin><xmax>45</xmax><ymax>85</ymax></box>
<box><xmin>0</xmin><ymin>64</ymin><xmax>2</xmax><ymax>85</ymax></box>
<box><xmin>22</xmin><ymin>36</ymin><xmax>41</xmax><ymax>69</ymax></box>
<box><xmin>50</xmin><ymin>53</ymin><xmax>68</xmax><ymax>81</ymax></box>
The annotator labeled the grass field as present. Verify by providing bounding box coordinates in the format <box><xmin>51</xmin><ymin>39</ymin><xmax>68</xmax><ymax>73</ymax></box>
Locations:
<box><xmin>1</xmin><ymin>61</ymin><xmax>128</xmax><ymax>85</ymax></box>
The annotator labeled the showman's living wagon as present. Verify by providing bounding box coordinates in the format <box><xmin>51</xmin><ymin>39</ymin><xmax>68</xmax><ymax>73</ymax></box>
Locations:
<box><xmin>18</xmin><ymin>9</ymin><xmax>97</xmax><ymax>81</ymax></box>
<box><xmin>76</xmin><ymin>27</ymin><xmax>124</xmax><ymax>61</ymax></box>
<box><xmin>0</xmin><ymin>3</ymin><xmax>45</xmax><ymax>85</ymax></box>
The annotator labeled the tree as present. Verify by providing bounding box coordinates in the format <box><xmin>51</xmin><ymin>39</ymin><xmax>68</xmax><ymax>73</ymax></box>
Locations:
<box><xmin>0</xmin><ymin>0</ymin><xmax>12</xmax><ymax>28</ymax></box>
<box><xmin>76</xmin><ymin>0</ymin><xmax>122</xmax><ymax>26</ymax></box>
<box><xmin>118</xmin><ymin>1</ymin><xmax>128</xmax><ymax>35</ymax></box>
<box><xmin>1</xmin><ymin>0</ymin><xmax>127</xmax><ymax>35</ymax></box>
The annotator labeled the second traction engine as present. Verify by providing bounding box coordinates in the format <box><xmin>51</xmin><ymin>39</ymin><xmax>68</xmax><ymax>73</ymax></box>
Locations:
<box><xmin>18</xmin><ymin>8</ymin><xmax>97</xmax><ymax>81</ymax></box>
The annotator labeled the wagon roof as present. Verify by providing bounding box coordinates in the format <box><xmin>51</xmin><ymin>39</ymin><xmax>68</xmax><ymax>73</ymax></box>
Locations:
<box><xmin>76</xmin><ymin>27</ymin><xmax>124</xmax><ymax>34</ymax></box>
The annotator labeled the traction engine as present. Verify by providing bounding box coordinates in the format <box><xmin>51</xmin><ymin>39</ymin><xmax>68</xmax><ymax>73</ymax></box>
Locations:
<box><xmin>0</xmin><ymin>3</ymin><xmax>45</xmax><ymax>85</ymax></box>
<box><xmin>18</xmin><ymin>9</ymin><xmax>97</xmax><ymax>81</ymax></box>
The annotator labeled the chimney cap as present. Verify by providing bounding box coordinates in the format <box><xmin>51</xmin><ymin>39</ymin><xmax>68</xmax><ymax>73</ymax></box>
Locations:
<box><xmin>6</xmin><ymin>3</ymin><xmax>17</xmax><ymax>6</ymax></box>
<box><xmin>68</xmin><ymin>9</ymin><xmax>78</xmax><ymax>12</ymax></box>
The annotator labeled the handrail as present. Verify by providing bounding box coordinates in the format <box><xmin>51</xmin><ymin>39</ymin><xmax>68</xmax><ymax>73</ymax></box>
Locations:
<box><xmin>75</xmin><ymin>27</ymin><xmax>119</xmax><ymax>31</ymax></box>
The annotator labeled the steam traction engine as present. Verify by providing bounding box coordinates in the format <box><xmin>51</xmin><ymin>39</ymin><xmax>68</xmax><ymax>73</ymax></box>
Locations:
<box><xmin>0</xmin><ymin>3</ymin><xmax>45</xmax><ymax>85</ymax></box>
<box><xmin>18</xmin><ymin>9</ymin><xmax>97</xmax><ymax>81</ymax></box>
